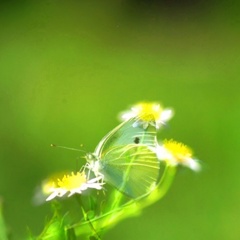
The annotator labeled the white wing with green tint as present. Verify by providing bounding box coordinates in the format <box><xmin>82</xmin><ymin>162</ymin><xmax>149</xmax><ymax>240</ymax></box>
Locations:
<box><xmin>99</xmin><ymin>144</ymin><xmax>160</xmax><ymax>198</ymax></box>
<box><xmin>93</xmin><ymin>117</ymin><xmax>160</xmax><ymax>199</ymax></box>
<box><xmin>95</xmin><ymin>117</ymin><xmax>158</xmax><ymax>155</ymax></box>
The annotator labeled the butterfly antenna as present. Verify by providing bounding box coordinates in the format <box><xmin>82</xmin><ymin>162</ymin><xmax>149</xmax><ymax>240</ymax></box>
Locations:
<box><xmin>50</xmin><ymin>144</ymin><xmax>87</xmax><ymax>154</ymax></box>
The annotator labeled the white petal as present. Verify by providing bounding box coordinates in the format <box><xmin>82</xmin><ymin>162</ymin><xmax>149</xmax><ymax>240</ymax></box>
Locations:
<box><xmin>68</xmin><ymin>189</ymin><xmax>82</xmax><ymax>197</ymax></box>
<box><xmin>185</xmin><ymin>158</ymin><xmax>201</xmax><ymax>172</ymax></box>
<box><xmin>119</xmin><ymin>111</ymin><xmax>136</xmax><ymax>121</ymax></box>
<box><xmin>46</xmin><ymin>192</ymin><xmax>58</xmax><ymax>201</ymax></box>
<box><xmin>154</xmin><ymin>145</ymin><xmax>173</xmax><ymax>161</ymax></box>
<box><xmin>46</xmin><ymin>189</ymin><xmax>67</xmax><ymax>201</ymax></box>
<box><xmin>87</xmin><ymin>183</ymin><xmax>103</xmax><ymax>190</ymax></box>
<box><xmin>132</xmin><ymin>121</ymin><xmax>140</xmax><ymax>128</ymax></box>
<box><xmin>159</xmin><ymin>109</ymin><xmax>174</xmax><ymax>122</ymax></box>
<box><xmin>142</xmin><ymin>122</ymin><xmax>149</xmax><ymax>129</ymax></box>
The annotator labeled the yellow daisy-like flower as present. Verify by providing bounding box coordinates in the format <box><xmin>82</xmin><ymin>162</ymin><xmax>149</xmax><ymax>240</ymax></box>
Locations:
<box><xmin>44</xmin><ymin>171</ymin><xmax>104</xmax><ymax>201</ymax></box>
<box><xmin>119</xmin><ymin>102</ymin><xmax>174</xmax><ymax>129</ymax></box>
<box><xmin>155</xmin><ymin>139</ymin><xmax>201</xmax><ymax>171</ymax></box>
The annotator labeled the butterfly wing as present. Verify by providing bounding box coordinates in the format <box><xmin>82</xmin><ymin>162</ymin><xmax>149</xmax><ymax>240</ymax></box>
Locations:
<box><xmin>95</xmin><ymin>117</ymin><xmax>157</xmax><ymax>155</ymax></box>
<box><xmin>100</xmin><ymin>144</ymin><xmax>160</xmax><ymax>198</ymax></box>
<box><xmin>95</xmin><ymin>117</ymin><xmax>160</xmax><ymax>198</ymax></box>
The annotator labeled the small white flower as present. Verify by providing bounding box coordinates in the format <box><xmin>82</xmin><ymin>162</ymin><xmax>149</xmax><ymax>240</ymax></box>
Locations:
<box><xmin>119</xmin><ymin>102</ymin><xmax>174</xmax><ymax>129</ymax></box>
<box><xmin>155</xmin><ymin>139</ymin><xmax>201</xmax><ymax>172</ymax></box>
<box><xmin>44</xmin><ymin>171</ymin><xmax>104</xmax><ymax>201</ymax></box>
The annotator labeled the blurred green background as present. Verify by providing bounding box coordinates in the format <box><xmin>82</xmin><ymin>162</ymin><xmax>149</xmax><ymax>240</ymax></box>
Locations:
<box><xmin>0</xmin><ymin>0</ymin><xmax>240</xmax><ymax>239</ymax></box>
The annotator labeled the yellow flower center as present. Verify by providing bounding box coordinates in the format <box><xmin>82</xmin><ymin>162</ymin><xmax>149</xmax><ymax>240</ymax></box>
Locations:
<box><xmin>163</xmin><ymin>139</ymin><xmax>193</xmax><ymax>162</ymax></box>
<box><xmin>135</xmin><ymin>102</ymin><xmax>162</xmax><ymax>121</ymax></box>
<box><xmin>57</xmin><ymin>172</ymin><xmax>87</xmax><ymax>190</ymax></box>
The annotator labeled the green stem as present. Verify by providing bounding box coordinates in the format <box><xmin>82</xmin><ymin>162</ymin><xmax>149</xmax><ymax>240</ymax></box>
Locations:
<box><xmin>72</xmin><ymin>165</ymin><xmax>177</xmax><ymax>238</ymax></box>
<box><xmin>0</xmin><ymin>199</ymin><xmax>8</xmax><ymax>240</ymax></box>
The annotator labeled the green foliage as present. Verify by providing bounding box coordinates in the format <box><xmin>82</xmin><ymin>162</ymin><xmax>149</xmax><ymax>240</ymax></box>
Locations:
<box><xmin>1</xmin><ymin>1</ymin><xmax>239</xmax><ymax>239</ymax></box>
<box><xmin>30</xmin><ymin>165</ymin><xmax>176</xmax><ymax>240</ymax></box>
